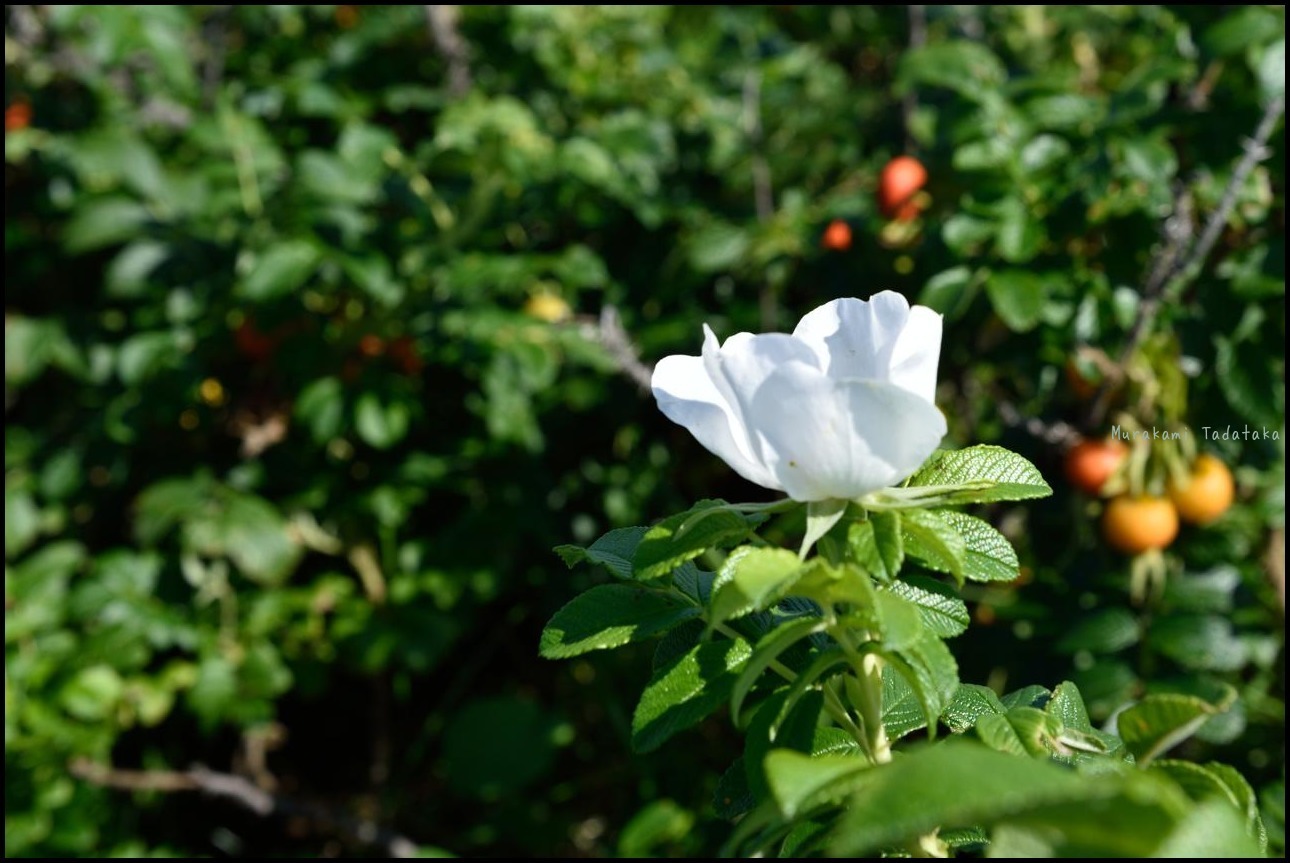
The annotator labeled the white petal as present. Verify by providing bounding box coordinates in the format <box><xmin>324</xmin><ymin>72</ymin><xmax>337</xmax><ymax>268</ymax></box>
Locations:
<box><xmin>888</xmin><ymin>304</ymin><xmax>942</xmax><ymax>404</ymax></box>
<box><xmin>792</xmin><ymin>292</ymin><xmax>942</xmax><ymax>402</ymax></box>
<box><xmin>703</xmin><ymin>328</ymin><xmax>820</xmax><ymax>462</ymax></box>
<box><xmin>747</xmin><ymin>363</ymin><xmax>947</xmax><ymax>501</ymax></box>
<box><xmin>651</xmin><ymin>353</ymin><xmax>782</xmax><ymax>491</ymax></box>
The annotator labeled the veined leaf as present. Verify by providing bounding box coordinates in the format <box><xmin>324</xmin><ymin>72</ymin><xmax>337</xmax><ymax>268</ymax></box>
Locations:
<box><xmin>555</xmin><ymin>526</ymin><xmax>648</xmax><ymax>580</ymax></box>
<box><xmin>634</xmin><ymin>500</ymin><xmax>763</xmax><ymax>581</ymax></box>
<box><xmin>632</xmin><ymin>637</ymin><xmax>752</xmax><ymax>753</ymax></box>
<box><xmin>907</xmin><ymin>445</ymin><xmax>1052</xmax><ymax>504</ymax></box>
<box><xmin>539</xmin><ymin>585</ymin><xmax>700</xmax><ymax>659</ymax></box>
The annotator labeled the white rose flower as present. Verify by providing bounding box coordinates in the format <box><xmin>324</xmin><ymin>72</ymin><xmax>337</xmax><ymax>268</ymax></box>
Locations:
<box><xmin>651</xmin><ymin>291</ymin><xmax>946</xmax><ymax>502</ymax></box>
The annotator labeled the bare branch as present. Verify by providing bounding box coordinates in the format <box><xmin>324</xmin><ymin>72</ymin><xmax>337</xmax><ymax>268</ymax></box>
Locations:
<box><xmin>424</xmin><ymin>6</ymin><xmax>472</xmax><ymax>98</ymax></box>
<box><xmin>1088</xmin><ymin>94</ymin><xmax>1285</xmax><ymax>427</ymax></box>
<box><xmin>70</xmin><ymin>759</ymin><xmax>421</xmax><ymax>858</ymax></box>
<box><xmin>996</xmin><ymin>401</ymin><xmax>1081</xmax><ymax>448</ymax></box>
<box><xmin>596</xmin><ymin>306</ymin><xmax>653</xmax><ymax>395</ymax></box>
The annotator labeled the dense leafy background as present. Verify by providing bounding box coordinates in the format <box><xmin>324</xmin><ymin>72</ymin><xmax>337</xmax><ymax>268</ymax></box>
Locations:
<box><xmin>5</xmin><ymin>5</ymin><xmax>1283</xmax><ymax>857</ymax></box>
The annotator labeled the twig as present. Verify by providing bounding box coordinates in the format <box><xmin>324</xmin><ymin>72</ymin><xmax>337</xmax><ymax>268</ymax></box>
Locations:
<box><xmin>997</xmin><ymin>401</ymin><xmax>1081</xmax><ymax>448</ymax></box>
<box><xmin>596</xmin><ymin>306</ymin><xmax>653</xmax><ymax>394</ymax></box>
<box><xmin>742</xmin><ymin>69</ymin><xmax>779</xmax><ymax>331</ymax></box>
<box><xmin>1088</xmin><ymin>94</ymin><xmax>1285</xmax><ymax>427</ymax></box>
<box><xmin>424</xmin><ymin>6</ymin><xmax>472</xmax><ymax>98</ymax></box>
<box><xmin>70</xmin><ymin>759</ymin><xmax>421</xmax><ymax>857</ymax></box>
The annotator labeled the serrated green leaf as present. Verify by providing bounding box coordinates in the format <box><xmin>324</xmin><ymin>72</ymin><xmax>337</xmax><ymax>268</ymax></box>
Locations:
<box><xmin>873</xmin><ymin>591</ymin><xmax>926</xmax><ymax>651</ymax></box>
<box><xmin>901</xmin><ymin>509</ymin><xmax>966</xmax><ymax>581</ymax></box>
<box><xmin>554</xmin><ymin>526</ymin><xmax>647</xmax><ymax>580</ymax></box>
<box><xmin>1117</xmin><ymin>689</ymin><xmax>1235</xmax><ymax>765</ymax></box>
<box><xmin>731</xmin><ymin>618</ymin><xmax>827</xmax><ymax>724</ymax></box>
<box><xmin>539</xmin><ymin>585</ymin><xmax>699</xmax><ymax>659</ymax></box>
<box><xmin>634</xmin><ymin>501</ymin><xmax>761</xmax><ymax>582</ymax></box>
<box><xmin>828</xmin><ymin>741</ymin><xmax>1115</xmax><ymax>856</ymax></box>
<box><xmin>976</xmin><ymin>711</ymin><xmax>1028</xmax><ymax>755</ymax></box>
<box><xmin>1153</xmin><ymin>761</ymin><xmax>1268</xmax><ymax>852</ymax></box>
<box><xmin>882</xmin><ymin>664</ymin><xmax>930</xmax><ymax>740</ymax></box>
<box><xmin>907</xmin><ymin>445</ymin><xmax>1052</xmax><ymax>504</ymax></box>
<box><xmin>942</xmin><ymin>683</ymin><xmax>1006</xmax><ymax>733</ymax></box>
<box><xmin>941</xmin><ymin>511</ymin><xmax>1020</xmax><ymax>583</ymax></box>
<box><xmin>764</xmin><ymin>749</ymin><xmax>870</xmax><ymax>819</ymax></box>
<box><xmin>885</xmin><ymin>576</ymin><xmax>969</xmax><ymax>638</ymax></box>
<box><xmin>886</xmin><ymin>638</ymin><xmax>958</xmax><ymax>735</ymax></box>
<box><xmin>1046</xmin><ymin>681</ymin><xmax>1092</xmax><ymax>732</ymax></box>
<box><xmin>847</xmin><ymin>513</ymin><xmax>903</xmax><ymax>583</ymax></box>
<box><xmin>1001</xmin><ymin>685</ymin><xmax>1051</xmax><ymax>710</ymax></box>
<box><xmin>632</xmin><ymin>637</ymin><xmax>752</xmax><ymax>753</ymax></box>
<box><xmin>745</xmin><ymin>690</ymin><xmax>825</xmax><ymax>801</ymax></box>
<box><xmin>710</xmin><ymin>546</ymin><xmax>804</xmax><ymax>625</ymax></box>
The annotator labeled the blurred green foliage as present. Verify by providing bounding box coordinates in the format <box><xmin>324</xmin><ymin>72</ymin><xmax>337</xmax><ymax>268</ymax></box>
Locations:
<box><xmin>4</xmin><ymin>4</ymin><xmax>1284</xmax><ymax>858</ymax></box>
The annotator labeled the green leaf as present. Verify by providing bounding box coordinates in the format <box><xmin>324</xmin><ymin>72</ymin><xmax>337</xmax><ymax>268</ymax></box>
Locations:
<box><xmin>942</xmin><ymin>683</ymin><xmax>1006</xmax><ymax>733</ymax></box>
<box><xmin>882</xmin><ymin>664</ymin><xmax>931</xmax><ymax>740</ymax></box>
<box><xmin>975</xmin><ymin>711</ymin><xmax>1028</xmax><ymax>755</ymax></box>
<box><xmin>873</xmin><ymin>591</ymin><xmax>926</xmax><ymax>651</ymax></box>
<box><xmin>940</xmin><ymin>511</ymin><xmax>1020</xmax><ymax>583</ymax></box>
<box><xmin>1203</xmin><ymin>6</ymin><xmax>1283</xmax><ymax>56</ymax></box>
<box><xmin>1045</xmin><ymin>681</ymin><xmax>1092</xmax><ymax>733</ymax></box>
<box><xmin>539</xmin><ymin>585</ymin><xmax>700</xmax><ymax>659</ymax></box>
<box><xmin>901</xmin><ymin>509</ymin><xmax>966</xmax><ymax>581</ymax></box>
<box><xmin>731</xmin><ymin>617</ymin><xmax>826</xmax><ymax>723</ymax></box>
<box><xmin>1117</xmin><ymin>689</ymin><xmax>1236</xmax><ymax>765</ymax></box>
<box><xmin>554</xmin><ymin>526</ymin><xmax>647</xmax><ymax>580</ymax></box>
<box><xmin>355</xmin><ymin>393</ymin><xmax>411</xmax><ymax>450</ymax></box>
<box><xmin>1149</xmin><ymin>614</ymin><xmax>1247</xmax><ymax>672</ymax></box>
<box><xmin>744</xmin><ymin>690</ymin><xmax>825</xmax><ymax>801</ymax></box>
<box><xmin>847</xmin><ymin>513</ymin><xmax>903</xmax><ymax>583</ymax></box>
<box><xmin>295</xmin><ymin>377</ymin><xmax>345</xmax><ymax>444</ymax></box>
<box><xmin>632</xmin><ymin>637</ymin><xmax>752</xmax><ymax>753</ymax></box>
<box><xmin>885</xmin><ymin>576</ymin><xmax>968</xmax><ymax>638</ymax></box>
<box><xmin>1001</xmin><ymin>685</ymin><xmax>1050</xmax><ymax>710</ymax></box>
<box><xmin>886</xmin><ymin>638</ymin><xmax>959</xmax><ymax>734</ymax></box>
<box><xmin>918</xmin><ymin>266</ymin><xmax>979</xmax><ymax>322</ymax></box>
<box><xmin>1152</xmin><ymin>798</ymin><xmax>1265</xmax><ymax>858</ymax></box>
<box><xmin>239</xmin><ymin>240</ymin><xmax>321</xmax><ymax>301</ymax></box>
<box><xmin>763</xmin><ymin>749</ymin><xmax>870</xmax><ymax>819</ymax></box>
<box><xmin>709</xmin><ymin>547</ymin><xmax>804</xmax><ymax>625</ymax></box>
<box><xmin>714</xmin><ymin>758</ymin><xmax>755</xmax><ymax>821</ymax></box>
<box><xmin>1153</xmin><ymin>761</ymin><xmax>1267</xmax><ymax>852</ymax></box>
<box><xmin>617</xmin><ymin>800</ymin><xmax>694</xmax><ymax>858</ymax></box>
<box><xmin>801</xmin><ymin>499</ymin><xmax>847</xmax><ymax>558</ymax></box>
<box><xmin>62</xmin><ymin>197</ymin><xmax>151</xmax><ymax>253</ymax></box>
<box><xmin>986</xmin><ymin>270</ymin><xmax>1048</xmax><ymax>332</ymax></box>
<box><xmin>907</xmin><ymin>445</ymin><xmax>1052</xmax><ymax>504</ymax></box>
<box><xmin>897</xmin><ymin>41</ymin><xmax>1006</xmax><ymax>100</ymax></box>
<box><xmin>634</xmin><ymin>501</ymin><xmax>761</xmax><ymax>582</ymax></box>
<box><xmin>1056</xmin><ymin>608</ymin><xmax>1140</xmax><ymax>653</ymax></box>
<box><xmin>60</xmin><ymin>665</ymin><xmax>126</xmax><ymax>721</ymax></box>
<box><xmin>5</xmin><ymin>488</ymin><xmax>41</xmax><ymax>559</ymax></box>
<box><xmin>827</xmin><ymin>740</ymin><xmax>1113</xmax><ymax>856</ymax></box>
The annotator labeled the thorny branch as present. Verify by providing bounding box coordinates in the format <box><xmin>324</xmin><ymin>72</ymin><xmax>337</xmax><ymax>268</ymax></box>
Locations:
<box><xmin>594</xmin><ymin>307</ymin><xmax>653</xmax><ymax>395</ymax></box>
<box><xmin>1087</xmin><ymin>94</ymin><xmax>1285</xmax><ymax>428</ymax></box>
<box><xmin>70</xmin><ymin>758</ymin><xmax>421</xmax><ymax>858</ymax></box>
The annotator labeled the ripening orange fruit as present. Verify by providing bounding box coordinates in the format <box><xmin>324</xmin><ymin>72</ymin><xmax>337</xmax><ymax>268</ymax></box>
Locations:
<box><xmin>1102</xmin><ymin>496</ymin><xmax>1179</xmax><ymax>554</ymax></box>
<box><xmin>6</xmin><ymin>99</ymin><xmax>32</xmax><ymax>132</ymax></box>
<box><xmin>358</xmin><ymin>334</ymin><xmax>386</xmax><ymax>358</ymax></box>
<box><xmin>821</xmin><ymin>219</ymin><xmax>852</xmax><ymax>251</ymax></box>
<box><xmin>878</xmin><ymin>156</ymin><xmax>928</xmax><ymax>219</ymax></box>
<box><xmin>1064</xmin><ymin>438</ymin><xmax>1128</xmax><ymax>496</ymax></box>
<box><xmin>1168</xmin><ymin>454</ymin><xmax>1235</xmax><ymax>525</ymax></box>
